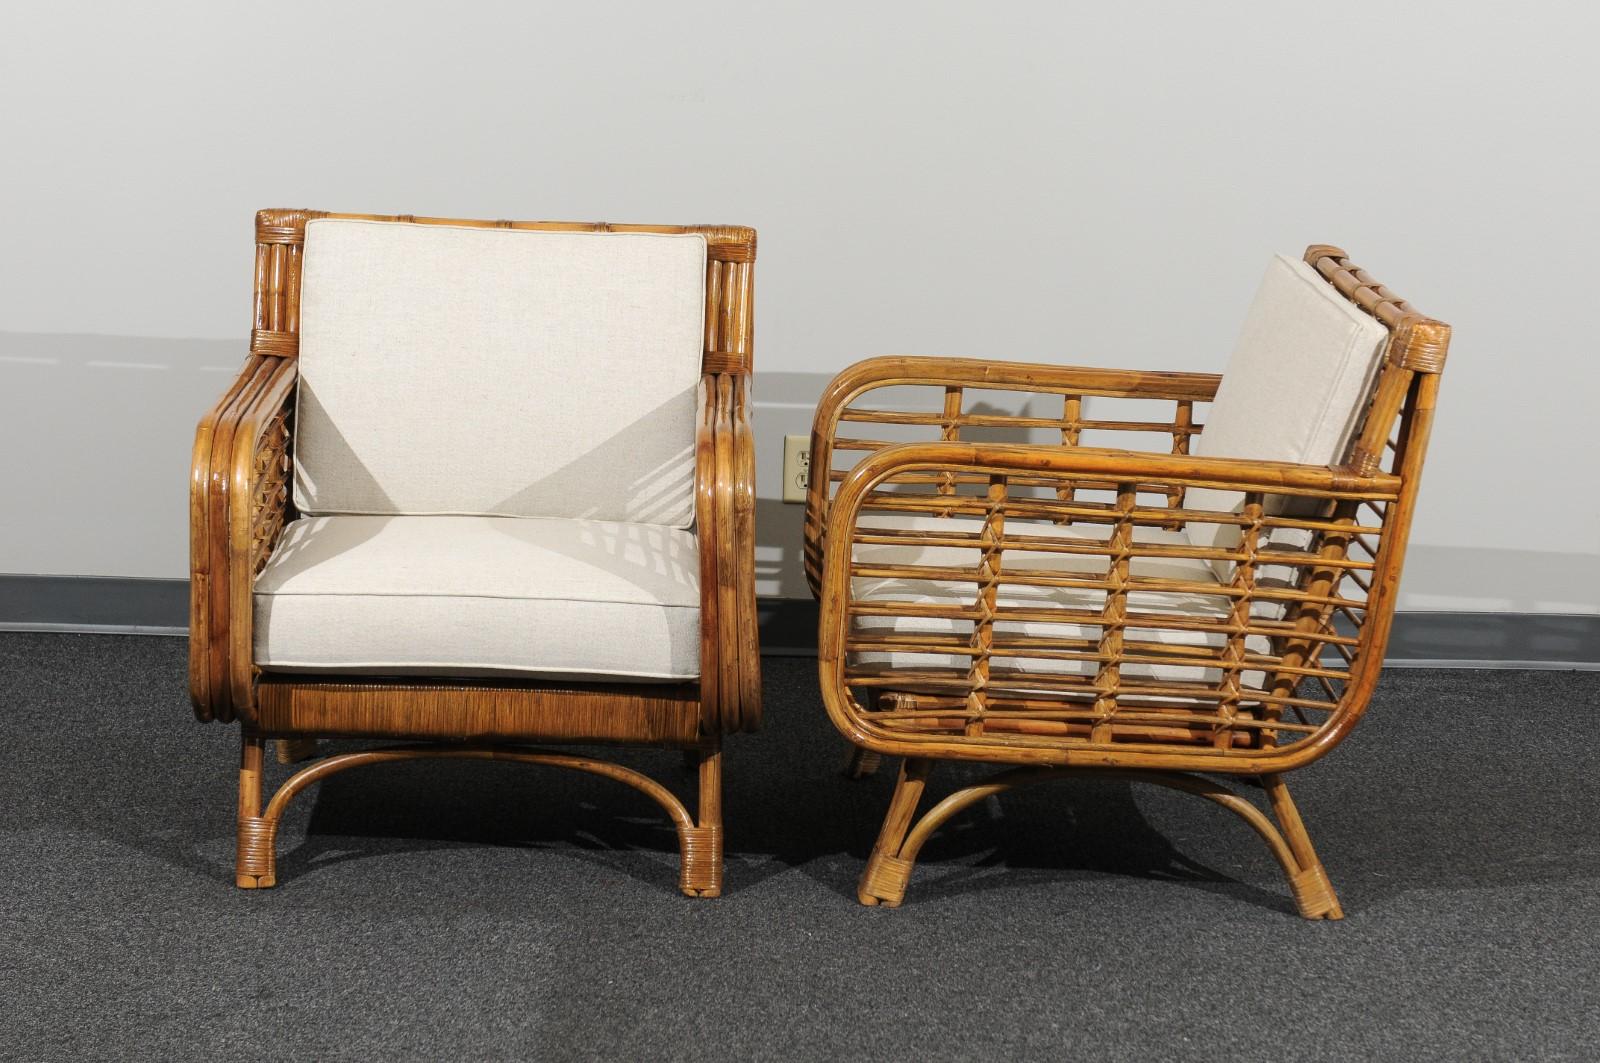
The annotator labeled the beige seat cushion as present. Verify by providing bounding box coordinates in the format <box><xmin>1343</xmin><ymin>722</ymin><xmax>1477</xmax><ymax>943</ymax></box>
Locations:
<box><xmin>254</xmin><ymin>515</ymin><xmax>700</xmax><ymax>681</ymax></box>
<box><xmin>294</xmin><ymin>220</ymin><xmax>707</xmax><ymax>527</ymax></box>
<box><xmin>848</xmin><ymin>514</ymin><xmax>1270</xmax><ymax>688</ymax></box>
<box><xmin>1187</xmin><ymin>254</ymin><xmax>1389</xmax><ymax>580</ymax></box>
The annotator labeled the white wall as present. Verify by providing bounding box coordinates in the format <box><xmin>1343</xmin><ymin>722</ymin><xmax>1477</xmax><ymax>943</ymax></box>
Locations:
<box><xmin>2</xmin><ymin>0</ymin><xmax>1596</xmax><ymax>611</ymax></box>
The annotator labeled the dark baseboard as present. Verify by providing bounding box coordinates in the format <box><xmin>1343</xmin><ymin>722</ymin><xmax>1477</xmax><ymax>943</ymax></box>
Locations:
<box><xmin>0</xmin><ymin>575</ymin><xmax>189</xmax><ymax>634</ymax></box>
<box><xmin>2</xmin><ymin>575</ymin><xmax>1596</xmax><ymax>669</ymax></box>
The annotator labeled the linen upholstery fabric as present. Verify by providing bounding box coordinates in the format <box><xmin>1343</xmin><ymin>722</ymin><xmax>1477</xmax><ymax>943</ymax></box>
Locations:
<box><xmin>1186</xmin><ymin>255</ymin><xmax>1390</xmax><ymax>581</ymax></box>
<box><xmin>849</xmin><ymin>514</ymin><xmax>1271</xmax><ymax>690</ymax></box>
<box><xmin>293</xmin><ymin>220</ymin><xmax>707</xmax><ymax>527</ymax></box>
<box><xmin>254</xmin><ymin>515</ymin><xmax>700</xmax><ymax>680</ymax></box>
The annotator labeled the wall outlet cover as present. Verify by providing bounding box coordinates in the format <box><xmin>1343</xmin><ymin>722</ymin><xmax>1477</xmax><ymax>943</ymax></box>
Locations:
<box><xmin>782</xmin><ymin>435</ymin><xmax>810</xmax><ymax>503</ymax></box>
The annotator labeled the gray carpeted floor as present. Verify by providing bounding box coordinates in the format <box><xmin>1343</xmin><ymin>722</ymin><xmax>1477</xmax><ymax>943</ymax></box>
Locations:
<box><xmin>1</xmin><ymin>632</ymin><xmax>1597</xmax><ymax>1061</ymax></box>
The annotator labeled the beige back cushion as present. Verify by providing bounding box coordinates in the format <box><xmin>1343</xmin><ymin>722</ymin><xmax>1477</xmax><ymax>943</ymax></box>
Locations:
<box><xmin>1186</xmin><ymin>254</ymin><xmax>1390</xmax><ymax>581</ymax></box>
<box><xmin>293</xmin><ymin>220</ymin><xmax>707</xmax><ymax>527</ymax></box>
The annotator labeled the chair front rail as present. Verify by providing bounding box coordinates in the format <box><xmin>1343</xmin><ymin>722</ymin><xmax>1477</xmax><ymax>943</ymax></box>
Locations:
<box><xmin>805</xmin><ymin>355</ymin><xmax>1223</xmax><ymax>593</ymax></box>
<box><xmin>817</xmin><ymin>441</ymin><xmax>1407</xmax><ymax>776</ymax></box>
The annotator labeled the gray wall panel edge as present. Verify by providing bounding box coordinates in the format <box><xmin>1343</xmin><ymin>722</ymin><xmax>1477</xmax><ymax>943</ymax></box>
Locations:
<box><xmin>3</xmin><ymin>575</ymin><xmax>1597</xmax><ymax>669</ymax></box>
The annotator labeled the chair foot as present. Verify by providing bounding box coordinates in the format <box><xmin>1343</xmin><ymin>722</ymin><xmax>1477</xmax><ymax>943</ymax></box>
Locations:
<box><xmin>1290</xmin><ymin>864</ymin><xmax>1343</xmax><ymax>920</ymax></box>
<box><xmin>679</xmin><ymin>825</ymin><xmax>723</xmax><ymax>898</ymax></box>
<box><xmin>857</xmin><ymin>850</ymin><xmax>913</xmax><ymax>907</ymax></box>
<box><xmin>843</xmin><ymin>746</ymin><xmax>882</xmax><ymax>780</ymax></box>
<box><xmin>235</xmin><ymin>815</ymin><xmax>278</xmax><ymax>889</ymax></box>
<box><xmin>855</xmin><ymin>758</ymin><xmax>931</xmax><ymax>906</ymax></box>
<box><xmin>1256</xmin><ymin>774</ymin><xmax>1344</xmax><ymax>919</ymax></box>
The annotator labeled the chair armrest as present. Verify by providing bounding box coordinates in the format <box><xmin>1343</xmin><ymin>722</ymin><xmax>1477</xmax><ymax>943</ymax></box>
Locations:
<box><xmin>189</xmin><ymin>355</ymin><xmax>297</xmax><ymax>723</ymax></box>
<box><xmin>694</xmin><ymin>373</ymin><xmax>761</xmax><ymax>734</ymax></box>
<box><xmin>816</xmin><ymin>440</ymin><xmax>1404</xmax><ymax>776</ymax></box>
<box><xmin>804</xmin><ymin>356</ymin><xmax>1224</xmax><ymax>595</ymax></box>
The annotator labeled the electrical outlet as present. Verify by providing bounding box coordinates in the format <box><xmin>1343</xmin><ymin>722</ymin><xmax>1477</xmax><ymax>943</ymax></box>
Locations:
<box><xmin>782</xmin><ymin>435</ymin><xmax>810</xmax><ymax>503</ymax></box>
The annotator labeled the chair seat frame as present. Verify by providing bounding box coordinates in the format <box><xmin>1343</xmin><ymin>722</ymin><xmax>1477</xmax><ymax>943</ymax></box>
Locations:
<box><xmin>804</xmin><ymin>246</ymin><xmax>1450</xmax><ymax>917</ymax></box>
<box><xmin>190</xmin><ymin>210</ymin><xmax>760</xmax><ymax>896</ymax></box>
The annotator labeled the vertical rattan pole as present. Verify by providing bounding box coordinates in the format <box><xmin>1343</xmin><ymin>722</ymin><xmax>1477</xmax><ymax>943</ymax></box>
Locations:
<box><xmin>1260</xmin><ymin>773</ymin><xmax>1343</xmax><ymax>919</ymax></box>
<box><xmin>1056</xmin><ymin>393</ymin><xmax>1083</xmax><ymax>524</ymax></box>
<box><xmin>680</xmin><ymin>738</ymin><xmax>724</xmax><ymax>898</ymax></box>
<box><xmin>1215</xmin><ymin>495</ymin><xmax>1263</xmax><ymax>749</ymax></box>
<box><xmin>235</xmin><ymin>733</ymin><xmax>276</xmax><ymax>888</ymax></box>
<box><xmin>964</xmin><ymin>475</ymin><xmax>1007</xmax><ymax>738</ymax></box>
<box><xmin>1090</xmin><ymin>482</ymin><xmax>1137</xmax><ymax>743</ymax></box>
<box><xmin>1264</xmin><ymin>505</ymin><xmax>1358</xmax><ymax>745</ymax></box>
<box><xmin>937</xmin><ymin>386</ymin><xmax>963</xmax><ymax>502</ymax></box>
<box><xmin>1167</xmin><ymin>399</ymin><xmax>1194</xmax><ymax>521</ymax></box>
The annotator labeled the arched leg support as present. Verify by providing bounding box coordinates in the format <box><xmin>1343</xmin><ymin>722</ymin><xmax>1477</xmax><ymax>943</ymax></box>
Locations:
<box><xmin>233</xmin><ymin>735</ymin><xmax>722</xmax><ymax>897</ymax></box>
<box><xmin>856</xmin><ymin>765</ymin><xmax>1343</xmax><ymax>919</ymax></box>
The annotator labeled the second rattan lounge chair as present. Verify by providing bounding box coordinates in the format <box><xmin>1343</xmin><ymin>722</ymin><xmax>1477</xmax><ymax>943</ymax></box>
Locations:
<box><xmin>804</xmin><ymin>246</ymin><xmax>1450</xmax><ymax>918</ymax></box>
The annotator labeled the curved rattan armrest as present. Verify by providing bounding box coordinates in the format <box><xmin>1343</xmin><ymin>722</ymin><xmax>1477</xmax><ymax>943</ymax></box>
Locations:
<box><xmin>816</xmin><ymin>440</ymin><xmax>1404</xmax><ymax>775</ymax></box>
<box><xmin>804</xmin><ymin>357</ymin><xmax>1223</xmax><ymax>596</ymax></box>
<box><xmin>694</xmin><ymin>373</ymin><xmax>762</xmax><ymax>735</ymax></box>
<box><xmin>189</xmin><ymin>355</ymin><xmax>297</xmax><ymax>724</ymax></box>
<box><xmin>814</xmin><ymin>356</ymin><xmax>1222</xmax><ymax>414</ymax></box>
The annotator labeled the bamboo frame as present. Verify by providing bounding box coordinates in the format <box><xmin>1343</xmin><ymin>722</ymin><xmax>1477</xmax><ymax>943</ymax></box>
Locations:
<box><xmin>807</xmin><ymin>246</ymin><xmax>1450</xmax><ymax>916</ymax></box>
<box><xmin>192</xmin><ymin>210</ymin><xmax>759</xmax><ymax>895</ymax></box>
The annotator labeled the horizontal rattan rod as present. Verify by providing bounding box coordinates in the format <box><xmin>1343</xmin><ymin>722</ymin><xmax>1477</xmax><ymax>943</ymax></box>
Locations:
<box><xmin>867</xmin><ymin>705</ymin><xmax>1325</xmax><ymax>736</ymax></box>
<box><xmin>844</xmin><ymin>636</ymin><xmax>1354</xmax><ymax>681</ymax></box>
<box><xmin>852</xmin><ymin>506</ymin><xmax>1385</xmax><ymax>540</ymax></box>
<box><xmin>847</xmin><ymin>563</ymin><xmax>1370</xmax><ymax>610</ymax></box>
<box><xmin>834</xmin><ymin>414</ymin><xmax>1205</xmax><ymax>434</ymax></box>
<box><xmin>851</xmin><ymin>480</ymin><xmax>1398</xmax><ymax>511</ymax></box>
<box><xmin>876</xmin><ymin>688</ymin><xmax>1337</xmax><ymax>723</ymax></box>
<box><xmin>852</xmin><ymin>493</ymin><xmax>1393</xmax><ymax>531</ymax></box>
<box><xmin>841</xmin><ymin>444</ymin><xmax>1405</xmax><ymax>498</ymax></box>
<box><xmin>876</xmin><ymin>716</ymin><xmax>1258</xmax><ymax>745</ymax></box>
<box><xmin>817</xmin><ymin>356</ymin><xmax>1225</xmax><ymax>403</ymax></box>
<box><xmin>845</xmin><ymin>601</ymin><xmax>1366</xmax><ymax>647</ymax></box>
<box><xmin>844</xmin><ymin>671</ymin><xmax>1344</xmax><ymax>712</ymax></box>
<box><xmin>838</xmin><ymin>405</ymin><xmax>1207</xmax><ymax>428</ymax></box>
<box><xmin>845</xmin><ymin>666</ymin><xmax>1344</xmax><ymax>706</ymax></box>
<box><xmin>878</xmin><ymin>689</ymin><xmax>1328</xmax><ymax>715</ymax></box>
<box><xmin>844</xmin><ymin>476</ymin><xmax>1206</xmax><ymax>500</ymax></box>
<box><xmin>850</xmin><ymin>574</ymin><xmax>1369</xmax><ymax>615</ymax></box>
<box><xmin>846</xmin><ymin>531</ymin><xmax>1378</xmax><ymax>572</ymax></box>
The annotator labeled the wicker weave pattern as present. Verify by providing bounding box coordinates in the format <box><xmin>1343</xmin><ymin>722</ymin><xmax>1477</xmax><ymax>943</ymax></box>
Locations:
<box><xmin>823</xmin><ymin>451</ymin><xmax>1395</xmax><ymax>767</ymax></box>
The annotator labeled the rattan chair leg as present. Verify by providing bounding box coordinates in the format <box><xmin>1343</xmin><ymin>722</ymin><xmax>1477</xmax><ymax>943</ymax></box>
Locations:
<box><xmin>680</xmin><ymin>740</ymin><xmax>724</xmax><ymax>898</ymax></box>
<box><xmin>843</xmin><ymin>745</ymin><xmax>883</xmax><ymax>780</ymax></box>
<box><xmin>1260</xmin><ymin>773</ymin><xmax>1344</xmax><ymax>920</ymax></box>
<box><xmin>276</xmin><ymin>737</ymin><xmax>319</xmax><ymax>764</ymax></box>
<box><xmin>858</xmin><ymin>758</ymin><xmax>932</xmax><ymax>906</ymax></box>
<box><xmin>236</xmin><ymin>734</ymin><xmax>277</xmax><ymax>888</ymax></box>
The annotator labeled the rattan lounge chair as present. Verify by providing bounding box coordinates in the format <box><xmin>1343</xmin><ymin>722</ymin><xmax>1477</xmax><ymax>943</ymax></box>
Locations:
<box><xmin>190</xmin><ymin>210</ymin><xmax>759</xmax><ymax>895</ymax></box>
<box><xmin>804</xmin><ymin>246</ymin><xmax>1449</xmax><ymax>917</ymax></box>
